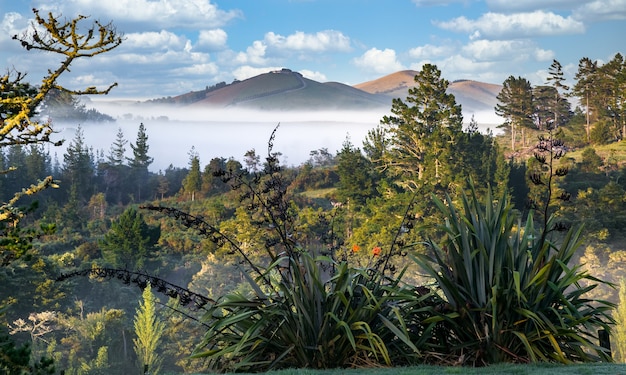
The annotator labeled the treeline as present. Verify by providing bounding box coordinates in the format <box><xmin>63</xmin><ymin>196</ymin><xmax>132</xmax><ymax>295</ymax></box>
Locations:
<box><xmin>496</xmin><ymin>55</ymin><xmax>626</xmax><ymax>150</ymax></box>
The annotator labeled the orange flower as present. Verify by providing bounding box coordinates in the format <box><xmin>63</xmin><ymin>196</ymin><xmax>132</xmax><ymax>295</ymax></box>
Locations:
<box><xmin>352</xmin><ymin>244</ymin><xmax>360</xmax><ymax>253</ymax></box>
<box><xmin>372</xmin><ymin>246</ymin><xmax>382</xmax><ymax>256</ymax></box>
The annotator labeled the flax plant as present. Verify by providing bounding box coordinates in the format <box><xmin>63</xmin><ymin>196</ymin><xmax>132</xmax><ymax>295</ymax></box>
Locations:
<box><xmin>143</xmin><ymin>127</ymin><xmax>436</xmax><ymax>372</ymax></box>
<box><xmin>414</xmin><ymin>182</ymin><xmax>614</xmax><ymax>365</ymax></box>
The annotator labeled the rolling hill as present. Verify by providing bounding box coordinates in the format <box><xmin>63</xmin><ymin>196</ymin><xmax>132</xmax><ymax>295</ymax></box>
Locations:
<box><xmin>354</xmin><ymin>70</ymin><xmax>502</xmax><ymax>113</ymax></box>
<box><xmin>149</xmin><ymin>68</ymin><xmax>502</xmax><ymax>115</ymax></box>
<box><xmin>165</xmin><ymin>69</ymin><xmax>389</xmax><ymax>110</ymax></box>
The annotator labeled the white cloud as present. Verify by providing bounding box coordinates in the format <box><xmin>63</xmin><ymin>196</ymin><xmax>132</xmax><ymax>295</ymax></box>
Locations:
<box><xmin>172</xmin><ymin>63</ymin><xmax>219</xmax><ymax>76</ymax></box>
<box><xmin>534</xmin><ymin>48</ymin><xmax>555</xmax><ymax>61</ymax></box>
<box><xmin>122</xmin><ymin>30</ymin><xmax>187</xmax><ymax>50</ymax></box>
<box><xmin>197</xmin><ymin>29</ymin><xmax>228</xmax><ymax>50</ymax></box>
<box><xmin>436</xmin><ymin>11</ymin><xmax>585</xmax><ymax>38</ymax></box>
<box><xmin>462</xmin><ymin>39</ymin><xmax>554</xmax><ymax>62</ymax></box>
<box><xmin>33</xmin><ymin>0</ymin><xmax>241</xmax><ymax>29</ymax></box>
<box><xmin>299</xmin><ymin>69</ymin><xmax>327</xmax><ymax>82</ymax></box>
<box><xmin>409</xmin><ymin>44</ymin><xmax>455</xmax><ymax>59</ymax></box>
<box><xmin>353</xmin><ymin>48</ymin><xmax>405</xmax><ymax>74</ymax></box>
<box><xmin>486</xmin><ymin>0</ymin><xmax>588</xmax><ymax>11</ymax></box>
<box><xmin>235</xmin><ymin>41</ymin><xmax>268</xmax><ymax>65</ymax></box>
<box><xmin>0</xmin><ymin>12</ymin><xmax>28</xmax><ymax>46</ymax></box>
<box><xmin>572</xmin><ymin>0</ymin><xmax>626</xmax><ymax>21</ymax></box>
<box><xmin>264</xmin><ymin>30</ymin><xmax>351</xmax><ymax>53</ymax></box>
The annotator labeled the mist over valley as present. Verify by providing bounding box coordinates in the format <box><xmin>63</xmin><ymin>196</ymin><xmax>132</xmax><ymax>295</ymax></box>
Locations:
<box><xmin>60</xmin><ymin>69</ymin><xmax>504</xmax><ymax>171</ymax></box>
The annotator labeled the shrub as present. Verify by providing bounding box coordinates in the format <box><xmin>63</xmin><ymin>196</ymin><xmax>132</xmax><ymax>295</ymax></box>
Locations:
<box><xmin>413</xmin><ymin>132</ymin><xmax>615</xmax><ymax>366</ymax></box>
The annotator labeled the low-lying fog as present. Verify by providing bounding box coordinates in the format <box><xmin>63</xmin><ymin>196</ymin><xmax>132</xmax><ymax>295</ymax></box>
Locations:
<box><xmin>50</xmin><ymin>100</ymin><xmax>503</xmax><ymax>172</ymax></box>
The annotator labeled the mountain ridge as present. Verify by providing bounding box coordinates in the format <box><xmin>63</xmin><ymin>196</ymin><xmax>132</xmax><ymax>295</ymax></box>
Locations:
<box><xmin>147</xmin><ymin>68</ymin><xmax>502</xmax><ymax>114</ymax></box>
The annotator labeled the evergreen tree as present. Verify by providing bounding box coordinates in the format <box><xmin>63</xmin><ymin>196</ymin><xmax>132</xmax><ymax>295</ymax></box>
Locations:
<box><xmin>107</xmin><ymin>127</ymin><xmax>128</xmax><ymax>166</ymax></box>
<box><xmin>546</xmin><ymin>59</ymin><xmax>570</xmax><ymax>129</ymax></box>
<box><xmin>62</xmin><ymin>125</ymin><xmax>95</xmax><ymax>202</ymax></box>
<box><xmin>335</xmin><ymin>137</ymin><xmax>377</xmax><ymax>205</ymax></box>
<box><xmin>381</xmin><ymin>63</ymin><xmax>464</xmax><ymax>191</ymax></box>
<box><xmin>596</xmin><ymin>53</ymin><xmax>625</xmax><ymax>138</ymax></box>
<box><xmin>181</xmin><ymin>149</ymin><xmax>201</xmax><ymax>201</ymax></box>
<box><xmin>243</xmin><ymin>148</ymin><xmax>261</xmax><ymax>172</ymax></box>
<box><xmin>128</xmin><ymin>123</ymin><xmax>154</xmax><ymax>201</ymax></box>
<box><xmin>100</xmin><ymin>207</ymin><xmax>160</xmax><ymax>269</ymax></box>
<box><xmin>495</xmin><ymin>76</ymin><xmax>534</xmax><ymax>149</ymax></box>
<box><xmin>572</xmin><ymin>57</ymin><xmax>598</xmax><ymax>141</ymax></box>
<box><xmin>133</xmin><ymin>284</ymin><xmax>164</xmax><ymax>375</ymax></box>
<box><xmin>202</xmin><ymin>157</ymin><xmax>229</xmax><ymax>195</ymax></box>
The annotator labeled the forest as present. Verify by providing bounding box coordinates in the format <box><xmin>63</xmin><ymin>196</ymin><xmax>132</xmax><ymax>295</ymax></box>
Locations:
<box><xmin>2</xmin><ymin>9</ymin><xmax>626</xmax><ymax>375</ymax></box>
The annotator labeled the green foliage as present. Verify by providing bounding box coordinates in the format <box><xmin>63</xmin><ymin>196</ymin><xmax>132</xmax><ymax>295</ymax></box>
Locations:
<box><xmin>181</xmin><ymin>151</ymin><xmax>202</xmax><ymax>201</ymax></box>
<box><xmin>39</xmin><ymin>88</ymin><xmax>114</xmax><ymax>123</ymax></box>
<box><xmin>100</xmin><ymin>207</ymin><xmax>160</xmax><ymax>269</ymax></box>
<box><xmin>495</xmin><ymin>75</ymin><xmax>534</xmax><ymax>150</ymax></box>
<box><xmin>335</xmin><ymin>137</ymin><xmax>378</xmax><ymax>205</ymax></box>
<box><xmin>414</xmin><ymin>183</ymin><xmax>615</xmax><ymax>365</ymax></box>
<box><xmin>381</xmin><ymin>64</ymin><xmax>464</xmax><ymax>191</ymax></box>
<box><xmin>133</xmin><ymin>284</ymin><xmax>164</xmax><ymax>375</ymax></box>
<box><xmin>141</xmin><ymin>128</ymin><xmax>439</xmax><ymax>371</ymax></box>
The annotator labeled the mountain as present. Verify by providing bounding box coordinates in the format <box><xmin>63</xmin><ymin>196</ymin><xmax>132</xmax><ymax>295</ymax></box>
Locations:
<box><xmin>354</xmin><ymin>70</ymin><xmax>502</xmax><ymax>114</ymax></box>
<box><xmin>149</xmin><ymin>68</ymin><xmax>501</xmax><ymax>115</ymax></box>
<box><xmin>152</xmin><ymin>69</ymin><xmax>389</xmax><ymax>110</ymax></box>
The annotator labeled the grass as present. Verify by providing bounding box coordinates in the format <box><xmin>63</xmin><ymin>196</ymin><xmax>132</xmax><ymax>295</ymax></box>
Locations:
<box><xmin>299</xmin><ymin>187</ymin><xmax>336</xmax><ymax>199</ymax></box>
<box><xmin>232</xmin><ymin>363</ymin><xmax>626</xmax><ymax>375</ymax></box>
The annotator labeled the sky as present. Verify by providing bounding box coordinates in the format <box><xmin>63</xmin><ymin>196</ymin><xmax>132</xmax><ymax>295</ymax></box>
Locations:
<box><xmin>0</xmin><ymin>0</ymin><xmax>625</xmax><ymax>100</ymax></box>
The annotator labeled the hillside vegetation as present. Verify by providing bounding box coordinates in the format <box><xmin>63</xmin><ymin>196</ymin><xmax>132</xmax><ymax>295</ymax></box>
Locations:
<box><xmin>2</xmin><ymin>10</ymin><xmax>626</xmax><ymax>374</ymax></box>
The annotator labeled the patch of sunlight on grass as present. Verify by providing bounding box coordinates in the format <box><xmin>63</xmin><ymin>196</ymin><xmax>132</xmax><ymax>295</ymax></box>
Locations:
<box><xmin>299</xmin><ymin>187</ymin><xmax>335</xmax><ymax>199</ymax></box>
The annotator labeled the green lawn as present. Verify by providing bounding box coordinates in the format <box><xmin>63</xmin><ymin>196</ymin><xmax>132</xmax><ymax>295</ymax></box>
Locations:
<box><xmin>248</xmin><ymin>363</ymin><xmax>626</xmax><ymax>375</ymax></box>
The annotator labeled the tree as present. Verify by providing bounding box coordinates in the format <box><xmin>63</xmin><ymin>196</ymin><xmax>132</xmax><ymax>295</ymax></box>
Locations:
<box><xmin>243</xmin><ymin>148</ymin><xmax>261</xmax><ymax>172</ymax></box>
<box><xmin>99</xmin><ymin>128</ymin><xmax>131</xmax><ymax>204</ymax></box>
<box><xmin>0</xmin><ymin>8</ymin><xmax>121</xmax><ymax>373</ymax></box>
<box><xmin>547</xmin><ymin>60</ymin><xmax>571</xmax><ymax>129</ymax></box>
<box><xmin>572</xmin><ymin>57</ymin><xmax>598</xmax><ymax>141</ymax></box>
<box><xmin>0</xmin><ymin>8</ymin><xmax>121</xmax><ymax>225</ymax></box>
<box><xmin>596</xmin><ymin>53</ymin><xmax>626</xmax><ymax>139</ymax></box>
<box><xmin>62</xmin><ymin>125</ymin><xmax>95</xmax><ymax>202</ymax></box>
<box><xmin>133</xmin><ymin>284</ymin><xmax>164</xmax><ymax>375</ymax></box>
<box><xmin>107</xmin><ymin>127</ymin><xmax>128</xmax><ymax>166</ymax></box>
<box><xmin>181</xmin><ymin>148</ymin><xmax>201</xmax><ymax>201</ymax></box>
<box><xmin>495</xmin><ymin>76</ymin><xmax>534</xmax><ymax>150</ymax></box>
<box><xmin>335</xmin><ymin>137</ymin><xmax>377</xmax><ymax>205</ymax></box>
<box><xmin>533</xmin><ymin>85</ymin><xmax>572</xmax><ymax>130</ymax></box>
<box><xmin>381</xmin><ymin>63</ymin><xmax>464</xmax><ymax>191</ymax></box>
<box><xmin>100</xmin><ymin>207</ymin><xmax>160</xmax><ymax>269</ymax></box>
<box><xmin>128</xmin><ymin>123</ymin><xmax>154</xmax><ymax>201</ymax></box>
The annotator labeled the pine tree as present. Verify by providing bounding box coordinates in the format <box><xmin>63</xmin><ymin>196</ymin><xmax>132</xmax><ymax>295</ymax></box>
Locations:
<box><xmin>336</xmin><ymin>136</ymin><xmax>377</xmax><ymax>205</ymax></box>
<box><xmin>381</xmin><ymin>63</ymin><xmax>463</xmax><ymax>191</ymax></box>
<box><xmin>546</xmin><ymin>59</ymin><xmax>570</xmax><ymax>129</ymax></box>
<box><xmin>133</xmin><ymin>284</ymin><xmax>164</xmax><ymax>375</ymax></box>
<box><xmin>62</xmin><ymin>125</ymin><xmax>95</xmax><ymax>202</ymax></box>
<box><xmin>100</xmin><ymin>207</ymin><xmax>160</xmax><ymax>269</ymax></box>
<box><xmin>108</xmin><ymin>127</ymin><xmax>128</xmax><ymax>166</ymax></box>
<box><xmin>182</xmin><ymin>149</ymin><xmax>201</xmax><ymax>201</ymax></box>
<box><xmin>128</xmin><ymin>123</ymin><xmax>154</xmax><ymax>201</ymax></box>
<box><xmin>495</xmin><ymin>75</ymin><xmax>534</xmax><ymax>149</ymax></box>
<box><xmin>572</xmin><ymin>57</ymin><xmax>598</xmax><ymax>141</ymax></box>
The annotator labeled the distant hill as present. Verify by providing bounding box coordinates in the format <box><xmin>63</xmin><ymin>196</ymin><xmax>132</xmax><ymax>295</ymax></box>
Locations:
<box><xmin>355</xmin><ymin>70</ymin><xmax>502</xmax><ymax>114</ymax></box>
<box><xmin>148</xmin><ymin>68</ymin><xmax>501</xmax><ymax>115</ymax></box>
<box><xmin>152</xmin><ymin>69</ymin><xmax>389</xmax><ymax>111</ymax></box>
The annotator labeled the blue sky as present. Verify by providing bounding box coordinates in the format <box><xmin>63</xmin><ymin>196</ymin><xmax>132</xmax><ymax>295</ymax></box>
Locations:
<box><xmin>1</xmin><ymin>0</ymin><xmax>625</xmax><ymax>99</ymax></box>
